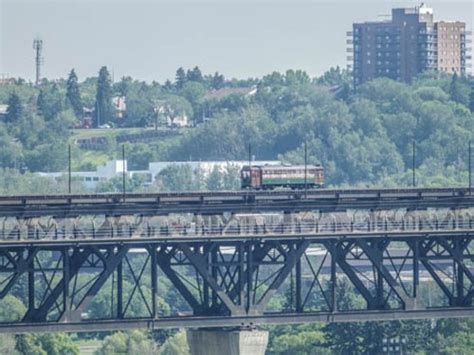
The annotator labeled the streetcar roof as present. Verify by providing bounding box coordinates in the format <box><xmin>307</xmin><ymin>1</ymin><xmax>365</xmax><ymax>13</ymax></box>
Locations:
<box><xmin>243</xmin><ymin>164</ymin><xmax>322</xmax><ymax>171</ymax></box>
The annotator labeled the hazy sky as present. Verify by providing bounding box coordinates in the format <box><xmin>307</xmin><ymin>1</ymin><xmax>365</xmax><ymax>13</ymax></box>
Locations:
<box><xmin>1</xmin><ymin>0</ymin><xmax>473</xmax><ymax>83</ymax></box>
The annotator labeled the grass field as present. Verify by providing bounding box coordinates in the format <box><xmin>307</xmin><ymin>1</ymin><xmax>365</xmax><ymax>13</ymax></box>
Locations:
<box><xmin>69</xmin><ymin>127</ymin><xmax>152</xmax><ymax>142</ymax></box>
<box><xmin>68</xmin><ymin>127</ymin><xmax>184</xmax><ymax>170</ymax></box>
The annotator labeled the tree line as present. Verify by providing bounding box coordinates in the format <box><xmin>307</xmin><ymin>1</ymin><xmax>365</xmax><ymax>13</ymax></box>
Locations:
<box><xmin>0</xmin><ymin>66</ymin><xmax>473</xmax><ymax>187</ymax></box>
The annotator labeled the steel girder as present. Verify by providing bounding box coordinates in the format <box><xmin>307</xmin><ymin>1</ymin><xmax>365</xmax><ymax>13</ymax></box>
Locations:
<box><xmin>0</xmin><ymin>232</ymin><xmax>472</xmax><ymax>333</ymax></box>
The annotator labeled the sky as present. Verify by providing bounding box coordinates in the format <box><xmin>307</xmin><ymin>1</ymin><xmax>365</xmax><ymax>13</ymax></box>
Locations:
<box><xmin>1</xmin><ymin>0</ymin><xmax>473</xmax><ymax>83</ymax></box>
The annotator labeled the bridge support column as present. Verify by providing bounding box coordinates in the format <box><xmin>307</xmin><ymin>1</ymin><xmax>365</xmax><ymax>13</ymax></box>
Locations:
<box><xmin>186</xmin><ymin>328</ymin><xmax>269</xmax><ymax>355</ymax></box>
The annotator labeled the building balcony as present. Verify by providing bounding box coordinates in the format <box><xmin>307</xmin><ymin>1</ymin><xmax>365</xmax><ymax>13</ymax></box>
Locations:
<box><xmin>420</xmin><ymin>38</ymin><xmax>437</xmax><ymax>44</ymax></box>
<box><xmin>419</xmin><ymin>28</ymin><xmax>437</xmax><ymax>35</ymax></box>
<box><xmin>419</xmin><ymin>45</ymin><xmax>437</xmax><ymax>51</ymax></box>
<box><xmin>420</xmin><ymin>53</ymin><xmax>438</xmax><ymax>59</ymax></box>
<box><xmin>346</xmin><ymin>39</ymin><xmax>353</xmax><ymax>44</ymax></box>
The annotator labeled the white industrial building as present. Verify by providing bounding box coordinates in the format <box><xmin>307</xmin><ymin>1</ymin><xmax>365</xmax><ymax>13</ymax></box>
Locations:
<box><xmin>37</xmin><ymin>159</ymin><xmax>280</xmax><ymax>190</ymax></box>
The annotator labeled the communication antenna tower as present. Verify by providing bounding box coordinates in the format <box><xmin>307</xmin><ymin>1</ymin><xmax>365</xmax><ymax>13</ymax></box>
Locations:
<box><xmin>33</xmin><ymin>37</ymin><xmax>44</xmax><ymax>86</ymax></box>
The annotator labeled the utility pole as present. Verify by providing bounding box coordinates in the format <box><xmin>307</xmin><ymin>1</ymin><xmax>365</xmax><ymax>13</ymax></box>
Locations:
<box><xmin>304</xmin><ymin>141</ymin><xmax>308</xmax><ymax>195</ymax></box>
<box><xmin>68</xmin><ymin>144</ymin><xmax>72</xmax><ymax>194</ymax></box>
<box><xmin>122</xmin><ymin>145</ymin><xmax>126</xmax><ymax>201</ymax></box>
<box><xmin>412</xmin><ymin>140</ymin><xmax>416</xmax><ymax>188</ymax></box>
<box><xmin>469</xmin><ymin>141</ymin><xmax>472</xmax><ymax>195</ymax></box>
<box><xmin>248</xmin><ymin>144</ymin><xmax>252</xmax><ymax>168</ymax></box>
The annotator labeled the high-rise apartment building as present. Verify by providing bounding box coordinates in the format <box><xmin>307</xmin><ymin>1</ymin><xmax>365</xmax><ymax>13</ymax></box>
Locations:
<box><xmin>347</xmin><ymin>4</ymin><xmax>471</xmax><ymax>87</ymax></box>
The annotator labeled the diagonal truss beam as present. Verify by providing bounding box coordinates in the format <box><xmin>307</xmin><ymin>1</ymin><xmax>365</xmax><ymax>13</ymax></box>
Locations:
<box><xmin>64</xmin><ymin>246</ymin><xmax>129</xmax><ymax>322</ymax></box>
<box><xmin>328</xmin><ymin>241</ymin><xmax>378</xmax><ymax>309</ymax></box>
<box><xmin>0</xmin><ymin>248</ymin><xmax>37</xmax><ymax>299</ymax></box>
<box><xmin>357</xmin><ymin>240</ymin><xmax>416</xmax><ymax>310</ymax></box>
<box><xmin>180</xmin><ymin>244</ymin><xmax>246</xmax><ymax>316</ymax></box>
<box><xmin>251</xmin><ymin>240</ymin><xmax>310</xmax><ymax>314</ymax></box>
<box><xmin>23</xmin><ymin>248</ymin><xmax>92</xmax><ymax>322</ymax></box>
<box><xmin>156</xmin><ymin>247</ymin><xmax>202</xmax><ymax>313</ymax></box>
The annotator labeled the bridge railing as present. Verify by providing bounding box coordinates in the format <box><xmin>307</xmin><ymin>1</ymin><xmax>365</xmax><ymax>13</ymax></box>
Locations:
<box><xmin>1</xmin><ymin>215</ymin><xmax>473</xmax><ymax>241</ymax></box>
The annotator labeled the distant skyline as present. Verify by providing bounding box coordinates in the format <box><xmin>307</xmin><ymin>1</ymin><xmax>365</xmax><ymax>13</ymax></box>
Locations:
<box><xmin>1</xmin><ymin>0</ymin><xmax>472</xmax><ymax>83</ymax></box>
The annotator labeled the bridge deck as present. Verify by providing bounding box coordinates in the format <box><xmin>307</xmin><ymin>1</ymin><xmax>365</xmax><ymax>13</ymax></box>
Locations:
<box><xmin>0</xmin><ymin>187</ymin><xmax>472</xmax><ymax>217</ymax></box>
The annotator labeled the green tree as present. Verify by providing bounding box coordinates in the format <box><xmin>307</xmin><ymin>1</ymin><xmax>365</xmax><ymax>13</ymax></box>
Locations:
<box><xmin>94</xmin><ymin>66</ymin><xmax>114</xmax><ymax>127</ymax></box>
<box><xmin>316</xmin><ymin>66</ymin><xmax>351</xmax><ymax>87</ymax></box>
<box><xmin>116</xmin><ymin>76</ymin><xmax>133</xmax><ymax>96</ymax></box>
<box><xmin>163</xmin><ymin>79</ymin><xmax>173</xmax><ymax>91</ymax></box>
<box><xmin>157</xmin><ymin>165</ymin><xmax>195</xmax><ymax>191</ymax></box>
<box><xmin>37</xmin><ymin>83</ymin><xmax>64</xmax><ymax>121</ymax></box>
<box><xmin>159</xmin><ymin>331</ymin><xmax>189</xmax><ymax>355</ymax></box>
<box><xmin>95</xmin><ymin>330</ymin><xmax>156</xmax><ymax>355</ymax></box>
<box><xmin>469</xmin><ymin>83</ymin><xmax>474</xmax><ymax>112</ymax></box>
<box><xmin>270</xmin><ymin>330</ymin><xmax>328</xmax><ymax>355</ymax></box>
<box><xmin>210</xmin><ymin>72</ymin><xmax>225</xmax><ymax>90</ymax></box>
<box><xmin>0</xmin><ymin>295</ymin><xmax>26</xmax><ymax>321</ymax></box>
<box><xmin>0</xmin><ymin>334</ymin><xmax>16</xmax><ymax>355</ymax></box>
<box><xmin>66</xmin><ymin>69</ymin><xmax>83</xmax><ymax>118</ymax></box>
<box><xmin>95</xmin><ymin>332</ymin><xmax>127</xmax><ymax>354</ymax></box>
<box><xmin>16</xmin><ymin>333</ymin><xmax>79</xmax><ymax>355</ymax></box>
<box><xmin>222</xmin><ymin>164</ymin><xmax>241</xmax><ymax>190</ymax></box>
<box><xmin>449</xmin><ymin>72</ymin><xmax>469</xmax><ymax>106</ymax></box>
<box><xmin>5</xmin><ymin>92</ymin><xmax>23</xmax><ymax>123</ymax></box>
<box><xmin>206</xmin><ymin>166</ymin><xmax>222</xmax><ymax>190</ymax></box>
<box><xmin>0</xmin><ymin>127</ymin><xmax>23</xmax><ymax>169</ymax></box>
<box><xmin>186</xmin><ymin>66</ymin><xmax>203</xmax><ymax>83</ymax></box>
<box><xmin>175</xmin><ymin>67</ymin><xmax>187</xmax><ymax>90</ymax></box>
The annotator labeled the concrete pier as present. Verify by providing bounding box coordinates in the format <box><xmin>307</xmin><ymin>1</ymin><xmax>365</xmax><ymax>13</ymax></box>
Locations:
<box><xmin>187</xmin><ymin>328</ymin><xmax>269</xmax><ymax>355</ymax></box>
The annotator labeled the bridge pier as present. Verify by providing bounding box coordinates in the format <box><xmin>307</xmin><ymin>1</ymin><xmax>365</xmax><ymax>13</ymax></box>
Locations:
<box><xmin>186</xmin><ymin>328</ymin><xmax>269</xmax><ymax>355</ymax></box>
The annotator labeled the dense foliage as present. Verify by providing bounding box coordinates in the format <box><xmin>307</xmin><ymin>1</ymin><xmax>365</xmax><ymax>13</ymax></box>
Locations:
<box><xmin>0</xmin><ymin>67</ymin><xmax>472</xmax><ymax>191</ymax></box>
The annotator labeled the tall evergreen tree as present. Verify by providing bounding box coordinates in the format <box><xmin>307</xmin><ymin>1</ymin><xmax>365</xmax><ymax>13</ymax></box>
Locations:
<box><xmin>94</xmin><ymin>66</ymin><xmax>114</xmax><ymax>127</ymax></box>
<box><xmin>37</xmin><ymin>83</ymin><xmax>64</xmax><ymax>120</ymax></box>
<box><xmin>187</xmin><ymin>66</ymin><xmax>203</xmax><ymax>83</ymax></box>
<box><xmin>449</xmin><ymin>73</ymin><xmax>463</xmax><ymax>104</ymax></box>
<box><xmin>163</xmin><ymin>79</ymin><xmax>173</xmax><ymax>91</ymax></box>
<box><xmin>211</xmin><ymin>72</ymin><xmax>225</xmax><ymax>90</ymax></box>
<box><xmin>66</xmin><ymin>69</ymin><xmax>83</xmax><ymax>118</ymax></box>
<box><xmin>5</xmin><ymin>93</ymin><xmax>23</xmax><ymax>123</ymax></box>
<box><xmin>469</xmin><ymin>84</ymin><xmax>474</xmax><ymax>113</ymax></box>
<box><xmin>175</xmin><ymin>67</ymin><xmax>186</xmax><ymax>89</ymax></box>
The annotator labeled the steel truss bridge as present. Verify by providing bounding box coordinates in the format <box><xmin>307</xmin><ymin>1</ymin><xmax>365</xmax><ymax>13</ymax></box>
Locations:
<box><xmin>0</xmin><ymin>188</ymin><xmax>472</xmax><ymax>333</ymax></box>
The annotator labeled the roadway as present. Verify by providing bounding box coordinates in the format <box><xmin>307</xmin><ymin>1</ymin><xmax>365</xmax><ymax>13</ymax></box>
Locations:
<box><xmin>0</xmin><ymin>187</ymin><xmax>472</xmax><ymax>218</ymax></box>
